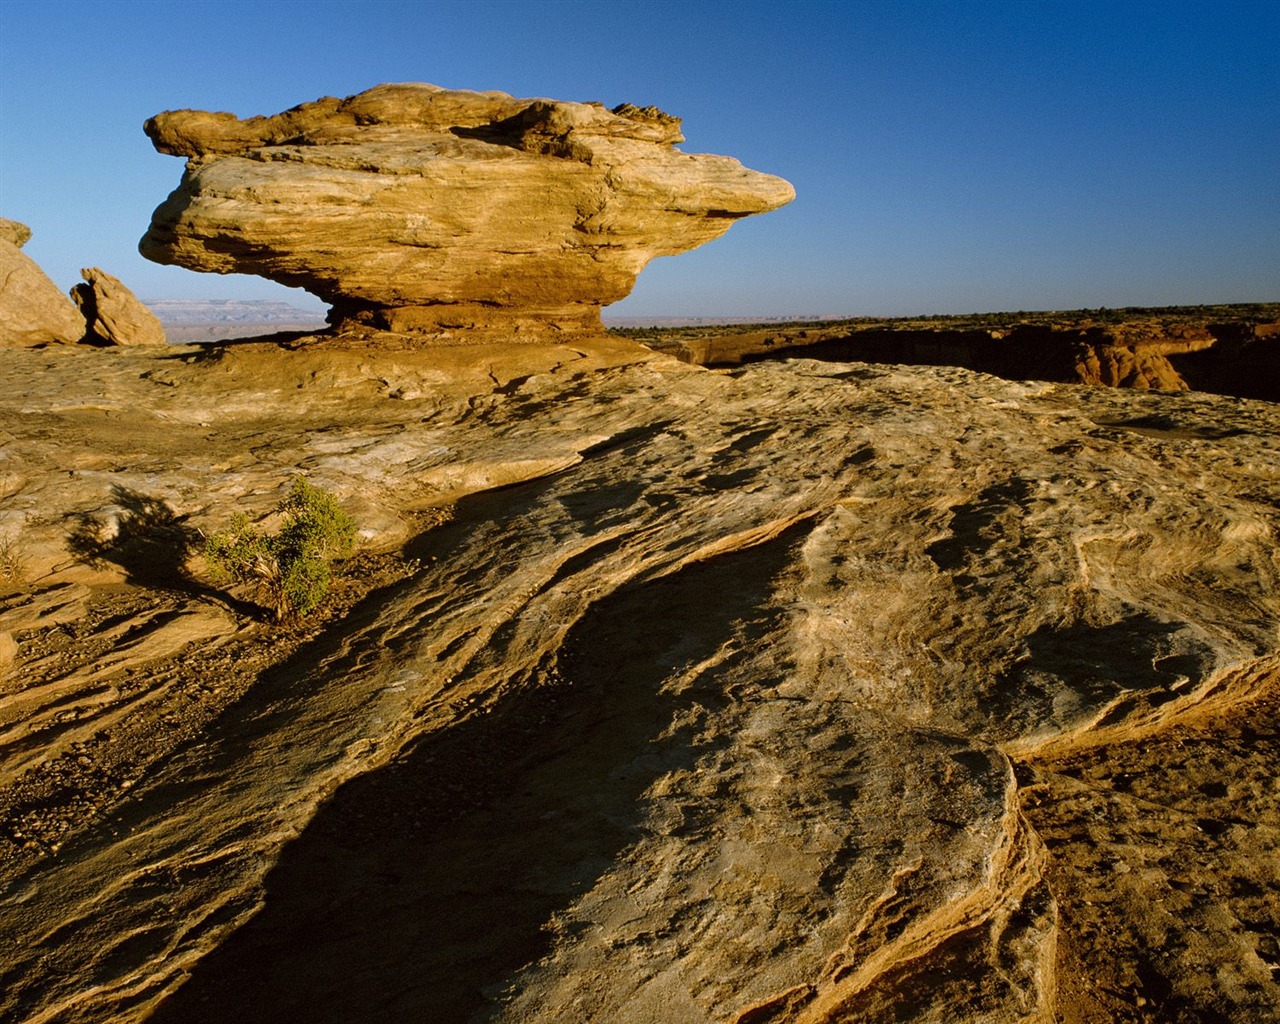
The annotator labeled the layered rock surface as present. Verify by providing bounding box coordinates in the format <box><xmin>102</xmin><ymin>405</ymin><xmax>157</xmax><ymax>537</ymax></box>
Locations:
<box><xmin>0</xmin><ymin>341</ymin><xmax>1276</xmax><ymax>1023</ymax></box>
<box><xmin>139</xmin><ymin>84</ymin><xmax>795</xmax><ymax>339</ymax></box>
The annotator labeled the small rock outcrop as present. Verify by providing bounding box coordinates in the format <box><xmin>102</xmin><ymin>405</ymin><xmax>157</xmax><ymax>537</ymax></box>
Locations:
<box><xmin>139</xmin><ymin>83</ymin><xmax>795</xmax><ymax>339</ymax></box>
<box><xmin>71</xmin><ymin>267</ymin><xmax>167</xmax><ymax>346</ymax></box>
<box><xmin>0</xmin><ymin>219</ymin><xmax>32</xmax><ymax>249</ymax></box>
<box><xmin>0</xmin><ymin>219</ymin><xmax>86</xmax><ymax>347</ymax></box>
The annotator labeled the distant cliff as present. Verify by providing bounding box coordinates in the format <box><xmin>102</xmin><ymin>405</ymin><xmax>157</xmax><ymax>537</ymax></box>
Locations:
<box><xmin>630</xmin><ymin>307</ymin><xmax>1280</xmax><ymax>403</ymax></box>
<box><xmin>148</xmin><ymin>300</ymin><xmax>329</xmax><ymax>342</ymax></box>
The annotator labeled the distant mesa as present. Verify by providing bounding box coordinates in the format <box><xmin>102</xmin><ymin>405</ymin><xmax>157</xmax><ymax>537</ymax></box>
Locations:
<box><xmin>148</xmin><ymin>300</ymin><xmax>329</xmax><ymax>326</ymax></box>
<box><xmin>150</xmin><ymin>300</ymin><xmax>331</xmax><ymax>343</ymax></box>
<box><xmin>139</xmin><ymin>83</ymin><xmax>795</xmax><ymax>341</ymax></box>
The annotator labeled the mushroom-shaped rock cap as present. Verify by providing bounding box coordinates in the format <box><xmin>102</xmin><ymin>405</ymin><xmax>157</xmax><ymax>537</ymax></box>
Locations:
<box><xmin>139</xmin><ymin>83</ymin><xmax>795</xmax><ymax>340</ymax></box>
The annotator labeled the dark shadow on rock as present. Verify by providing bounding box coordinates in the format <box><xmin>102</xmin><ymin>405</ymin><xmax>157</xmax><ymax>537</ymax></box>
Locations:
<box><xmin>731</xmin><ymin>326</ymin><xmax>1088</xmax><ymax>384</ymax></box>
<box><xmin>727</xmin><ymin>322</ymin><xmax>1280</xmax><ymax>403</ymax></box>
<box><xmin>64</xmin><ymin>485</ymin><xmax>256</xmax><ymax>615</ymax></box>
<box><xmin>178</xmin><ymin>329</ymin><xmax>337</xmax><ymax>361</ymax></box>
<box><xmin>66</xmin><ymin>486</ymin><xmax>199</xmax><ymax>586</ymax></box>
<box><xmin>925</xmin><ymin>477</ymin><xmax>1035</xmax><ymax>573</ymax></box>
<box><xmin>1170</xmin><ymin>325</ymin><xmax>1280</xmax><ymax>403</ymax></box>
<box><xmin>147</xmin><ymin>519</ymin><xmax>802</xmax><ymax>1023</ymax></box>
<box><xmin>990</xmin><ymin>613</ymin><xmax>1214</xmax><ymax>737</ymax></box>
<box><xmin>68</xmin><ymin>282</ymin><xmax>109</xmax><ymax>347</ymax></box>
<box><xmin>449</xmin><ymin>108</ymin><xmax>543</xmax><ymax>150</ymax></box>
<box><xmin>1090</xmin><ymin>413</ymin><xmax>1247</xmax><ymax>440</ymax></box>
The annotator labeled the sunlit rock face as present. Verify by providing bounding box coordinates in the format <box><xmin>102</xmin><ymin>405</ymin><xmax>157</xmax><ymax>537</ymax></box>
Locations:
<box><xmin>0</xmin><ymin>340</ymin><xmax>1278</xmax><ymax>1023</ymax></box>
<box><xmin>71</xmin><ymin>267</ymin><xmax>167</xmax><ymax>347</ymax></box>
<box><xmin>0</xmin><ymin>219</ymin><xmax>85</xmax><ymax>347</ymax></box>
<box><xmin>139</xmin><ymin>83</ymin><xmax>795</xmax><ymax>340</ymax></box>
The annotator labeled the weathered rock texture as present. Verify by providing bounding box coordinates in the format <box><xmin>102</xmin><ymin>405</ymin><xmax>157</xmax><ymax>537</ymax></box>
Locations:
<box><xmin>139</xmin><ymin>84</ymin><xmax>795</xmax><ymax>339</ymax></box>
<box><xmin>0</xmin><ymin>632</ymin><xmax>15</xmax><ymax>682</ymax></box>
<box><xmin>0</xmin><ymin>340</ymin><xmax>1277</xmax><ymax>1023</ymax></box>
<box><xmin>0</xmin><ymin>219</ymin><xmax>86</xmax><ymax>347</ymax></box>
<box><xmin>70</xmin><ymin>267</ymin><xmax>167</xmax><ymax>346</ymax></box>
<box><xmin>0</xmin><ymin>218</ymin><xmax>32</xmax><ymax>249</ymax></box>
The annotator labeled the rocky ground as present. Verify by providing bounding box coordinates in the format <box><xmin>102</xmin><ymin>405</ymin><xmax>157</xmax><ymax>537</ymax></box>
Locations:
<box><xmin>0</xmin><ymin>335</ymin><xmax>1276</xmax><ymax>1023</ymax></box>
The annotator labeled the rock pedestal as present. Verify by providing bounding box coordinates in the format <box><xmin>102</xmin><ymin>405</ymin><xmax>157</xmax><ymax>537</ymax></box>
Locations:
<box><xmin>139</xmin><ymin>83</ymin><xmax>795</xmax><ymax>340</ymax></box>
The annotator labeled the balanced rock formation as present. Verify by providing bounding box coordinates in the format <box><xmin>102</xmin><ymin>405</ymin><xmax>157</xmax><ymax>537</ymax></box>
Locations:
<box><xmin>139</xmin><ymin>83</ymin><xmax>795</xmax><ymax>339</ymax></box>
<box><xmin>71</xmin><ymin>267</ymin><xmax>167</xmax><ymax>346</ymax></box>
<box><xmin>0</xmin><ymin>219</ymin><xmax>86</xmax><ymax>347</ymax></box>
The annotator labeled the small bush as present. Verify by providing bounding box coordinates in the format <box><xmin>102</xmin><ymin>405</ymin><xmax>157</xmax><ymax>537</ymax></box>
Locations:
<box><xmin>204</xmin><ymin>478</ymin><xmax>356</xmax><ymax>622</ymax></box>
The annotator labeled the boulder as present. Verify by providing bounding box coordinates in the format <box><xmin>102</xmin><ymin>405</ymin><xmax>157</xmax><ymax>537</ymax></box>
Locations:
<box><xmin>71</xmin><ymin>267</ymin><xmax>167</xmax><ymax>346</ymax></box>
<box><xmin>139</xmin><ymin>83</ymin><xmax>795</xmax><ymax>340</ymax></box>
<box><xmin>0</xmin><ymin>220</ymin><xmax>86</xmax><ymax>347</ymax></box>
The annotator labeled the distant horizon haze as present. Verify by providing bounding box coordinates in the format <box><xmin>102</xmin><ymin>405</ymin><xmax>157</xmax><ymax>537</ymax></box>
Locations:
<box><xmin>3</xmin><ymin>0</ymin><xmax>1277</xmax><ymax>320</ymax></box>
<box><xmin>143</xmin><ymin>297</ymin><xmax>1280</xmax><ymax>331</ymax></box>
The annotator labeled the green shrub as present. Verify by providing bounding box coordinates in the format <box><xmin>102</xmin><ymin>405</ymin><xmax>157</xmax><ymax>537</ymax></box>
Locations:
<box><xmin>204</xmin><ymin>478</ymin><xmax>356</xmax><ymax>621</ymax></box>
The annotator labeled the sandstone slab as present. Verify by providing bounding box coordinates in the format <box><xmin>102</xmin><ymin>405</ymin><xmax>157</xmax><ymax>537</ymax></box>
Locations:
<box><xmin>139</xmin><ymin>84</ymin><xmax>795</xmax><ymax>339</ymax></box>
<box><xmin>0</xmin><ymin>221</ymin><xmax>85</xmax><ymax>347</ymax></box>
<box><xmin>0</xmin><ymin>341</ymin><xmax>1276</xmax><ymax>1023</ymax></box>
<box><xmin>71</xmin><ymin>267</ymin><xmax>167</xmax><ymax>346</ymax></box>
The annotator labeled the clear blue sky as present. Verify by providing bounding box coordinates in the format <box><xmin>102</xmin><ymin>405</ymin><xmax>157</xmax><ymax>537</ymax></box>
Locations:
<box><xmin>2</xmin><ymin>0</ymin><xmax>1277</xmax><ymax>318</ymax></box>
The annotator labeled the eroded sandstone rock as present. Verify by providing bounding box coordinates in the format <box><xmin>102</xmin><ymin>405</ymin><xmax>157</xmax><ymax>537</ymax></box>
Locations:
<box><xmin>71</xmin><ymin>267</ymin><xmax>167</xmax><ymax>347</ymax></box>
<box><xmin>0</xmin><ymin>218</ymin><xmax>32</xmax><ymax>249</ymax></box>
<box><xmin>0</xmin><ymin>341</ymin><xmax>1277</xmax><ymax>1023</ymax></box>
<box><xmin>0</xmin><ymin>220</ymin><xmax>86</xmax><ymax>347</ymax></box>
<box><xmin>139</xmin><ymin>83</ymin><xmax>795</xmax><ymax>339</ymax></box>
